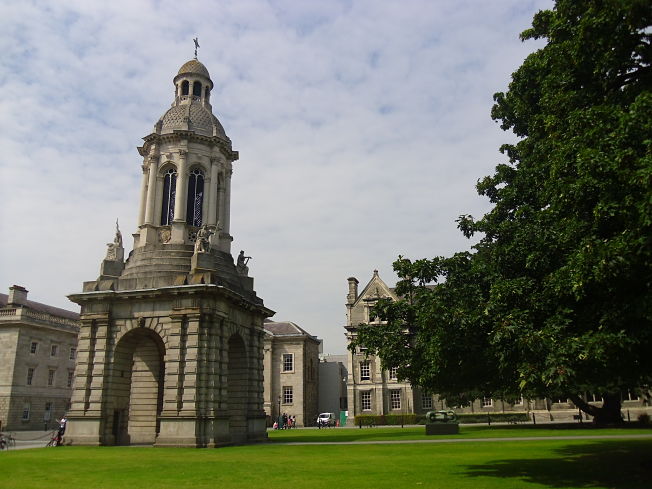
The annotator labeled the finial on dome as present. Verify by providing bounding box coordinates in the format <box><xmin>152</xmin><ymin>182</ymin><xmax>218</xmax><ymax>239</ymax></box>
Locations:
<box><xmin>193</xmin><ymin>37</ymin><xmax>200</xmax><ymax>59</ymax></box>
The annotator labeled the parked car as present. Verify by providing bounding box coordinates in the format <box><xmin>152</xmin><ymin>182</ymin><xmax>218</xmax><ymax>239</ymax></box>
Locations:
<box><xmin>317</xmin><ymin>412</ymin><xmax>335</xmax><ymax>427</ymax></box>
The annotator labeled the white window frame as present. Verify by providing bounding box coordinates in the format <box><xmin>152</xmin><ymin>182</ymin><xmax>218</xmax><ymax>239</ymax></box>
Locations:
<box><xmin>282</xmin><ymin>386</ymin><xmax>293</xmax><ymax>405</ymax></box>
<box><xmin>282</xmin><ymin>353</ymin><xmax>294</xmax><ymax>373</ymax></box>
<box><xmin>360</xmin><ymin>361</ymin><xmax>370</xmax><ymax>381</ymax></box>
<box><xmin>361</xmin><ymin>391</ymin><xmax>372</xmax><ymax>411</ymax></box>
<box><xmin>421</xmin><ymin>394</ymin><xmax>433</xmax><ymax>410</ymax></box>
<box><xmin>390</xmin><ymin>390</ymin><xmax>401</xmax><ymax>410</ymax></box>
<box><xmin>482</xmin><ymin>397</ymin><xmax>493</xmax><ymax>408</ymax></box>
<box><xmin>389</xmin><ymin>366</ymin><xmax>398</xmax><ymax>380</ymax></box>
<box><xmin>50</xmin><ymin>344</ymin><xmax>58</xmax><ymax>357</ymax></box>
<box><xmin>48</xmin><ymin>369</ymin><xmax>56</xmax><ymax>387</ymax></box>
<box><xmin>30</xmin><ymin>342</ymin><xmax>38</xmax><ymax>354</ymax></box>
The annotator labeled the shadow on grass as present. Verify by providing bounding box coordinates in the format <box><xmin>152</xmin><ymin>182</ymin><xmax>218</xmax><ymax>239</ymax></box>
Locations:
<box><xmin>461</xmin><ymin>440</ymin><xmax>652</xmax><ymax>489</ymax></box>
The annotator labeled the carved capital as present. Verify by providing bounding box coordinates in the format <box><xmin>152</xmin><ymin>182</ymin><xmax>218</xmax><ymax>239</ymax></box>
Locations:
<box><xmin>178</xmin><ymin>149</ymin><xmax>188</xmax><ymax>159</ymax></box>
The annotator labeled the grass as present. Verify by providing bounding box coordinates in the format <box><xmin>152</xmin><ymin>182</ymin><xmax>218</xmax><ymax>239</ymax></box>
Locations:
<box><xmin>1</xmin><ymin>426</ymin><xmax>651</xmax><ymax>489</ymax></box>
<box><xmin>268</xmin><ymin>423</ymin><xmax>652</xmax><ymax>443</ymax></box>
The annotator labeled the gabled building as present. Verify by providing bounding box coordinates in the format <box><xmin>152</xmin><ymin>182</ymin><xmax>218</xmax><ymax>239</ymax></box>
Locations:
<box><xmin>345</xmin><ymin>271</ymin><xmax>431</xmax><ymax>422</ymax></box>
<box><xmin>344</xmin><ymin>271</ymin><xmax>652</xmax><ymax>423</ymax></box>
<box><xmin>0</xmin><ymin>285</ymin><xmax>79</xmax><ymax>431</ymax></box>
<box><xmin>263</xmin><ymin>321</ymin><xmax>320</xmax><ymax>427</ymax></box>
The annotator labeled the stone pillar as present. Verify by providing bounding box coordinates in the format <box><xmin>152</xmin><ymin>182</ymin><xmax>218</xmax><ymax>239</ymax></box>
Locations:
<box><xmin>208</xmin><ymin>158</ymin><xmax>220</xmax><ymax>227</ymax></box>
<box><xmin>173</xmin><ymin>149</ymin><xmax>188</xmax><ymax>224</ymax></box>
<box><xmin>171</xmin><ymin>149</ymin><xmax>188</xmax><ymax>243</ymax></box>
<box><xmin>137</xmin><ymin>162</ymin><xmax>149</xmax><ymax>227</ymax></box>
<box><xmin>223</xmin><ymin>168</ymin><xmax>232</xmax><ymax>236</ymax></box>
<box><xmin>65</xmin><ymin>315</ymin><xmax>111</xmax><ymax>446</ymax></box>
<box><xmin>144</xmin><ymin>157</ymin><xmax>159</xmax><ymax>225</ymax></box>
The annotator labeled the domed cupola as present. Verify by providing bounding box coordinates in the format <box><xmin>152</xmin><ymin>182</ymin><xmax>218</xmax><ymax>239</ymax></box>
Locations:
<box><xmin>154</xmin><ymin>59</ymin><xmax>227</xmax><ymax>139</ymax></box>
<box><xmin>134</xmin><ymin>57</ymin><xmax>239</xmax><ymax>256</ymax></box>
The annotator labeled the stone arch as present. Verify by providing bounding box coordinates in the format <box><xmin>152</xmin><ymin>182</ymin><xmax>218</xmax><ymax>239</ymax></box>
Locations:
<box><xmin>106</xmin><ymin>327</ymin><xmax>165</xmax><ymax>445</ymax></box>
<box><xmin>159</xmin><ymin>165</ymin><xmax>178</xmax><ymax>226</ymax></box>
<box><xmin>186</xmin><ymin>167</ymin><xmax>205</xmax><ymax>226</ymax></box>
<box><xmin>193</xmin><ymin>81</ymin><xmax>202</xmax><ymax>97</ymax></box>
<box><xmin>227</xmin><ymin>333</ymin><xmax>248</xmax><ymax>442</ymax></box>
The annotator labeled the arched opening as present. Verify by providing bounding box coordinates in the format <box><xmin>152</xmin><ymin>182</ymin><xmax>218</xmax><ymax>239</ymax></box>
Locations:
<box><xmin>186</xmin><ymin>168</ymin><xmax>204</xmax><ymax>226</ymax></box>
<box><xmin>160</xmin><ymin>168</ymin><xmax>177</xmax><ymax>225</ymax></box>
<box><xmin>227</xmin><ymin>334</ymin><xmax>248</xmax><ymax>442</ymax></box>
<box><xmin>204</xmin><ymin>86</ymin><xmax>210</xmax><ymax>101</ymax></box>
<box><xmin>181</xmin><ymin>80</ymin><xmax>189</xmax><ymax>96</ymax></box>
<box><xmin>193</xmin><ymin>81</ymin><xmax>202</xmax><ymax>97</ymax></box>
<box><xmin>107</xmin><ymin>328</ymin><xmax>165</xmax><ymax>445</ymax></box>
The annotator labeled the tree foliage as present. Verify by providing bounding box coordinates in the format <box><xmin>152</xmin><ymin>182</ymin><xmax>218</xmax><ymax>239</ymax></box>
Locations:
<box><xmin>352</xmin><ymin>0</ymin><xmax>652</xmax><ymax>422</ymax></box>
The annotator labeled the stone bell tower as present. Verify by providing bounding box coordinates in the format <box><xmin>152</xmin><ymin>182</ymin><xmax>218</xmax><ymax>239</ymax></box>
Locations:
<box><xmin>65</xmin><ymin>57</ymin><xmax>273</xmax><ymax>447</ymax></box>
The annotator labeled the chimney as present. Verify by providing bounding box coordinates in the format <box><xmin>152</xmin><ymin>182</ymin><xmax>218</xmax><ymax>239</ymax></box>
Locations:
<box><xmin>8</xmin><ymin>285</ymin><xmax>28</xmax><ymax>306</ymax></box>
<box><xmin>346</xmin><ymin>277</ymin><xmax>359</xmax><ymax>305</ymax></box>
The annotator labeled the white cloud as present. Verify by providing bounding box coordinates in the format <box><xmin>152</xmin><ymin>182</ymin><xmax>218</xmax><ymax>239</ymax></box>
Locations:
<box><xmin>0</xmin><ymin>0</ymin><xmax>553</xmax><ymax>353</ymax></box>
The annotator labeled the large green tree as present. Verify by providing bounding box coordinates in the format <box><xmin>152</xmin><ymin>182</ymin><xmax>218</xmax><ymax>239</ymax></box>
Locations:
<box><xmin>352</xmin><ymin>0</ymin><xmax>652</xmax><ymax>423</ymax></box>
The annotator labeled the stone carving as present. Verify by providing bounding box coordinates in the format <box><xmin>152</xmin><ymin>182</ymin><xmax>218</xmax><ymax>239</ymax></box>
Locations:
<box><xmin>105</xmin><ymin>220</ymin><xmax>124</xmax><ymax>262</ymax></box>
<box><xmin>194</xmin><ymin>224</ymin><xmax>214</xmax><ymax>254</ymax></box>
<box><xmin>236</xmin><ymin>250</ymin><xmax>251</xmax><ymax>275</ymax></box>
<box><xmin>158</xmin><ymin>228</ymin><xmax>171</xmax><ymax>244</ymax></box>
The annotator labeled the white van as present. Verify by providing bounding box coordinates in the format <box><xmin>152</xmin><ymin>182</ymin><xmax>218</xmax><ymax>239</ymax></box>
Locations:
<box><xmin>317</xmin><ymin>412</ymin><xmax>335</xmax><ymax>427</ymax></box>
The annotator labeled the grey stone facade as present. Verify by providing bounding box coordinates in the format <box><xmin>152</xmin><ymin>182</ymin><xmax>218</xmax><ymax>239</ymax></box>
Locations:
<box><xmin>263</xmin><ymin>321</ymin><xmax>320</xmax><ymax>427</ymax></box>
<box><xmin>0</xmin><ymin>286</ymin><xmax>79</xmax><ymax>431</ymax></box>
<box><xmin>345</xmin><ymin>271</ymin><xmax>652</xmax><ymax>423</ymax></box>
<box><xmin>64</xmin><ymin>59</ymin><xmax>272</xmax><ymax>447</ymax></box>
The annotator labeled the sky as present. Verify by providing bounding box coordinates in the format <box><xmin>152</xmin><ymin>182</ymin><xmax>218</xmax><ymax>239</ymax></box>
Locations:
<box><xmin>0</xmin><ymin>0</ymin><xmax>553</xmax><ymax>354</ymax></box>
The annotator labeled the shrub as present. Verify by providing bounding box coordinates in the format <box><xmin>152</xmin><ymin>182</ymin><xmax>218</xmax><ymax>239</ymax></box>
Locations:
<box><xmin>456</xmin><ymin>412</ymin><xmax>529</xmax><ymax>424</ymax></box>
<box><xmin>354</xmin><ymin>414</ymin><xmax>425</xmax><ymax>426</ymax></box>
<box><xmin>638</xmin><ymin>413</ymin><xmax>650</xmax><ymax>426</ymax></box>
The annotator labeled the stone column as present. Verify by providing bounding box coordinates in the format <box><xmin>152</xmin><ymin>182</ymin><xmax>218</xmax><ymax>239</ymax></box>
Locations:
<box><xmin>208</xmin><ymin>158</ymin><xmax>220</xmax><ymax>227</ymax></box>
<box><xmin>173</xmin><ymin>149</ymin><xmax>188</xmax><ymax>224</ymax></box>
<box><xmin>171</xmin><ymin>149</ymin><xmax>189</xmax><ymax>244</ymax></box>
<box><xmin>137</xmin><ymin>162</ymin><xmax>148</xmax><ymax>227</ymax></box>
<box><xmin>144</xmin><ymin>157</ymin><xmax>159</xmax><ymax>225</ymax></box>
<box><xmin>223</xmin><ymin>168</ymin><xmax>232</xmax><ymax>236</ymax></box>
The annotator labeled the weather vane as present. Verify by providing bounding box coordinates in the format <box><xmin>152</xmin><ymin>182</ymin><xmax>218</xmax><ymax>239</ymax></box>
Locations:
<box><xmin>193</xmin><ymin>37</ymin><xmax>200</xmax><ymax>59</ymax></box>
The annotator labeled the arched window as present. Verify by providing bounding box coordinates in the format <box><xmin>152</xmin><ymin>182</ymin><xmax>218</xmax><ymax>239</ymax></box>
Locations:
<box><xmin>204</xmin><ymin>86</ymin><xmax>210</xmax><ymax>100</ymax></box>
<box><xmin>186</xmin><ymin>168</ymin><xmax>204</xmax><ymax>226</ymax></box>
<box><xmin>193</xmin><ymin>81</ymin><xmax>202</xmax><ymax>97</ymax></box>
<box><xmin>160</xmin><ymin>168</ymin><xmax>177</xmax><ymax>225</ymax></box>
<box><xmin>181</xmin><ymin>81</ymin><xmax>189</xmax><ymax>96</ymax></box>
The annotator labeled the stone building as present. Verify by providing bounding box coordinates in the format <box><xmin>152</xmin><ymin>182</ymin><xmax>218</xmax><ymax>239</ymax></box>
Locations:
<box><xmin>263</xmin><ymin>321</ymin><xmax>320</xmax><ymax>427</ymax></box>
<box><xmin>0</xmin><ymin>286</ymin><xmax>79</xmax><ymax>431</ymax></box>
<box><xmin>345</xmin><ymin>270</ymin><xmax>652</xmax><ymax>422</ymax></box>
<box><xmin>345</xmin><ymin>271</ymin><xmax>425</xmax><ymax>422</ymax></box>
<box><xmin>64</xmin><ymin>57</ymin><xmax>272</xmax><ymax>447</ymax></box>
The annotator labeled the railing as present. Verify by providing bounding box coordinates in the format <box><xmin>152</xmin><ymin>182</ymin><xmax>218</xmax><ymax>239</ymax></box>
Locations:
<box><xmin>0</xmin><ymin>307</ymin><xmax>79</xmax><ymax>330</ymax></box>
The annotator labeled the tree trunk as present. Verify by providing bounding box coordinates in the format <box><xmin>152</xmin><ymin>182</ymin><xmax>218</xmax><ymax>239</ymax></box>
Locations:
<box><xmin>569</xmin><ymin>393</ymin><xmax>623</xmax><ymax>425</ymax></box>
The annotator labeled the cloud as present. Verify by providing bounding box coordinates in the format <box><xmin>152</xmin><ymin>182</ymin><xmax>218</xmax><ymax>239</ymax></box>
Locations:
<box><xmin>0</xmin><ymin>0</ymin><xmax>553</xmax><ymax>354</ymax></box>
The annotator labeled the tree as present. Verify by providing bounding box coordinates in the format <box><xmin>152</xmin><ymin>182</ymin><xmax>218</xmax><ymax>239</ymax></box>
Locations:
<box><xmin>352</xmin><ymin>0</ymin><xmax>652</xmax><ymax>423</ymax></box>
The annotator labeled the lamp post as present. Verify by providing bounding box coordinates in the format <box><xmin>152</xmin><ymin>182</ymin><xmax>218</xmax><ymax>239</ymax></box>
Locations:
<box><xmin>277</xmin><ymin>395</ymin><xmax>282</xmax><ymax>420</ymax></box>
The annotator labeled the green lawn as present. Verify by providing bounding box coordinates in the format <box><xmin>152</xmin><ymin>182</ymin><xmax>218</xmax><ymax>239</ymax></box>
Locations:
<box><xmin>269</xmin><ymin>424</ymin><xmax>652</xmax><ymax>442</ymax></box>
<box><xmin>1</xmin><ymin>427</ymin><xmax>650</xmax><ymax>489</ymax></box>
